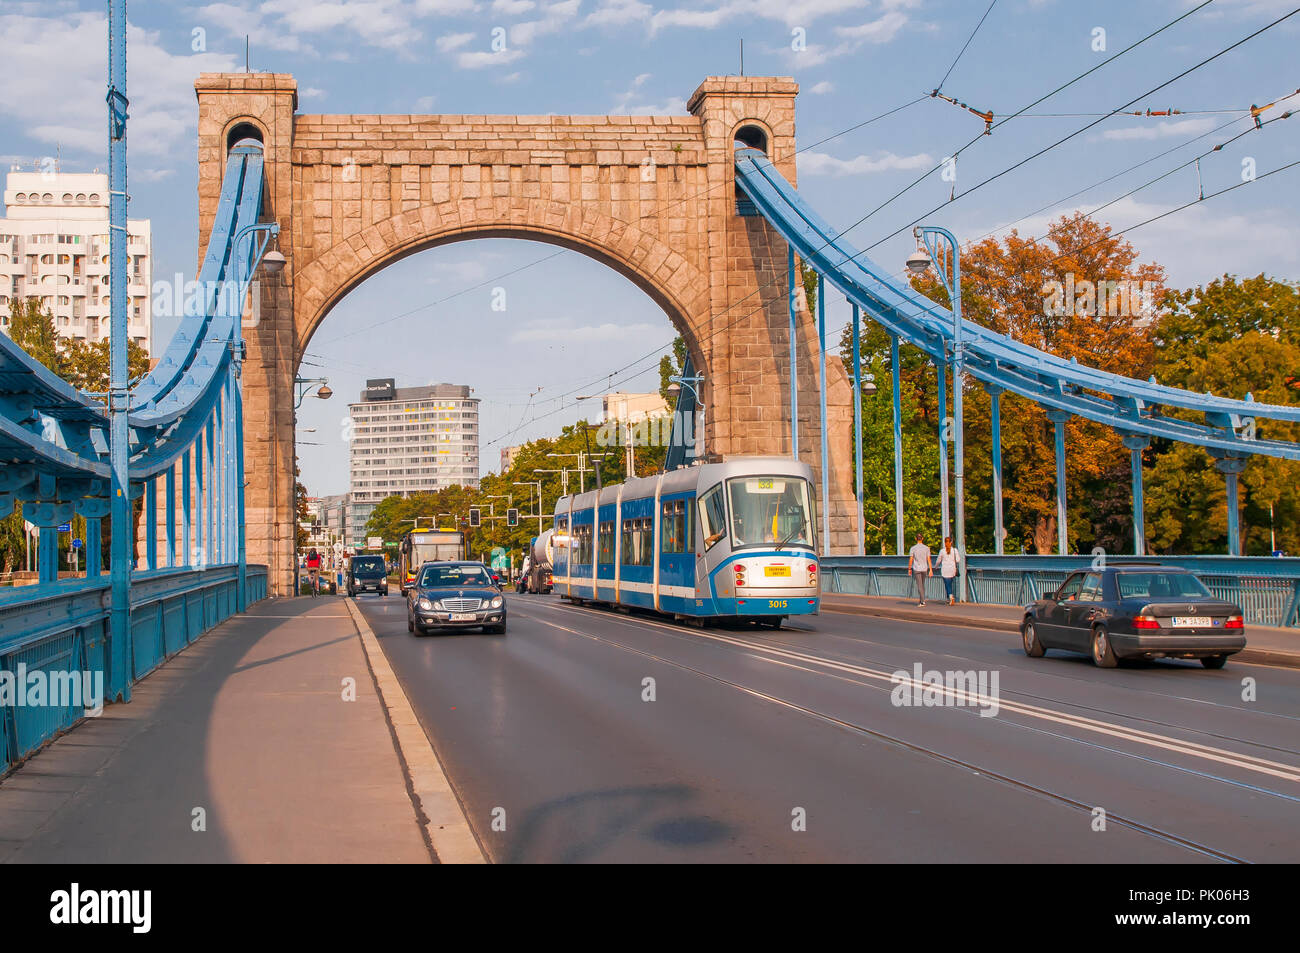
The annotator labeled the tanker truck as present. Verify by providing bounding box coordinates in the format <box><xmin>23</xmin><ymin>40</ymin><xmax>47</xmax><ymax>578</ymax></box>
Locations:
<box><xmin>522</xmin><ymin>530</ymin><xmax>554</xmax><ymax>594</ymax></box>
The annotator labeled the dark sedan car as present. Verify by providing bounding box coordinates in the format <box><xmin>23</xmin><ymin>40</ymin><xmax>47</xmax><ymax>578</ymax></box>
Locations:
<box><xmin>1021</xmin><ymin>565</ymin><xmax>1245</xmax><ymax>669</ymax></box>
<box><xmin>407</xmin><ymin>561</ymin><xmax>506</xmax><ymax>635</ymax></box>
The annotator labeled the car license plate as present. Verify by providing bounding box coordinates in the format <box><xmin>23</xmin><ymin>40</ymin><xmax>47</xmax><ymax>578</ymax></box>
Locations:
<box><xmin>765</xmin><ymin>566</ymin><xmax>791</xmax><ymax>577</ymax></box>
<box><xmin>1171</xmin><ymin>616</ymin><xmax>1211</xmax><ymax>627</ymax></box>
<box><xmin>450</xmin><ymin>612</ymin><xmax>476</xmax><ymax>622</ymax></box>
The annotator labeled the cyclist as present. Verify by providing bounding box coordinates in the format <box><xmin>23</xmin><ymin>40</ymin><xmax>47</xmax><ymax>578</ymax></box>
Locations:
<box><xmin>305</xmin><ymin>548</ymin><xmax>323</xmax><ymax>596</ymax></box>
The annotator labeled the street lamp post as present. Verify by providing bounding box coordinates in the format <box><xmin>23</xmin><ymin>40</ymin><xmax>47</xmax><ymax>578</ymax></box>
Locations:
<box><xmin>908</xmin><ymin>226</ymin><xmax>967</xmax><ymax>602</ymax></box>
<box><xmin>230</xmin><ymin>222</ymin><xmax>283</xmax><ymax>610</ymax></box>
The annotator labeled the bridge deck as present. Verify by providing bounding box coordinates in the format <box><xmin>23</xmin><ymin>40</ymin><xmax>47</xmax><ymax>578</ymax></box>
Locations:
<box><xmin>0</xmin><ymin>598</ymin><xmax>429</xmax><ymax>863</ymax></box>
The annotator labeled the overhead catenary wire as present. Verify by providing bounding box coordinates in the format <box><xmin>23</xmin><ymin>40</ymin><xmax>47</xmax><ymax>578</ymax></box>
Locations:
<box><xmin>487</xmin><ymin>104</ymin><xmax>1299</xmax><ymax>447</ymax></box>
<box><xmin>486</xmin><ymin>7</ymin><xmax>1294</xmax><ymax>446</ymax></box>
<box><xmin>860</xmin><ymin>8</ymin><xmax>1300</xmax><ymax>253</ymax></box>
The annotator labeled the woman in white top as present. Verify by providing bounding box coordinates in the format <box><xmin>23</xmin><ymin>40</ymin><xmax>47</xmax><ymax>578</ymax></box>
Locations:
<box><xmin>935</xmin><ymin>536</ymin><xmax>961</xmax><ymax>605</ymax></box>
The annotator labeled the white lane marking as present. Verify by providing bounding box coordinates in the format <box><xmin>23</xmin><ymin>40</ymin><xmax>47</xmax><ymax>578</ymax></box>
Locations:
<box><xmin>345</xmin><ymin>598</ymin><xmax>487</xmax><ymax>864</ymax></box>
<box><xmin>528</xmin><ymin>599</ymin><xmax>1300</xmax><ymax>784</ymax></box>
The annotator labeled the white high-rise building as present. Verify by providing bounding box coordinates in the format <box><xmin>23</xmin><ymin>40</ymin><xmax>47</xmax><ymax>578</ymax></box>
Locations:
<box><xmin>0</xmin><ymin>170</ymin><xmax>152</xmax><ymax>351</ymax></box>
<box><xmin>347</xmin><ymin>379</ymin><xmax>480</xmax><ymax>549</ymax></box>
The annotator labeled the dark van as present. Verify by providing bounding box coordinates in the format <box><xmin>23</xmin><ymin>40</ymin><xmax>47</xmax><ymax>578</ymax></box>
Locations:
<box><xmin>347</xmin><ymin>554</ymin><xmax>389</xmax><ymax>597</ymax></box>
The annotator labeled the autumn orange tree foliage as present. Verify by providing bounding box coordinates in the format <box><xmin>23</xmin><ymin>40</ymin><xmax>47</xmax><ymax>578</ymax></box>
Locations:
<box><xmin>844</xmin><ymin>212</ymin><xmax>1165</xmax><ymax>554</ymax></box>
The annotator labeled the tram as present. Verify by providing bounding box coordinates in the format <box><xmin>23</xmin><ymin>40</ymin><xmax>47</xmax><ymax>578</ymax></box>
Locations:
<box><xmin>550</xmin><ymin>456</ymin><xmax>820</xmax><ymax>623</ymax></box>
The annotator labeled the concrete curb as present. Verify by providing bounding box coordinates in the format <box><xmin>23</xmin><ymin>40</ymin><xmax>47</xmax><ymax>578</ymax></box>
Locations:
<box><xmin>345</xmin><ymin>598</ymin><xmax>487</xmax><ymax>864</ymax></box>
<box><xmin>820</xmin><ymin>599</ymin><xmax>1300</xmax><ymax>670</ymax></box>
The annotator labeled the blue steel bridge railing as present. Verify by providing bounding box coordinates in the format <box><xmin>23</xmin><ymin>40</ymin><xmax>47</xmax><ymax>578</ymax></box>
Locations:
<box><xmin>0</xmin><ymin>5</ymin><xmax>277</xmax><ymax>771</ymax></box>
<box><xmin>821</xmin><ymin>555</ymin><xmax>1300</xmax><ymax>629</ymax></box>
<box><xmin>733</xmin><ymin>146</ymin><xmax>1300</xmax><ymax>566</ymax></box>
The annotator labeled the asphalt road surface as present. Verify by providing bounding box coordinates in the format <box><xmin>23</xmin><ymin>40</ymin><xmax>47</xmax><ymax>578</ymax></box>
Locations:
<box><xmin>357</xmin><ymin>592</ymin><xmax>1300</xmax><ymax>863</ymax></box>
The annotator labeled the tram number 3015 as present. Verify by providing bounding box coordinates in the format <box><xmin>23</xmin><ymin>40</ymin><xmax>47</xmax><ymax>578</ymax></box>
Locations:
<box><xmin>768</xmin><ymin>599</ymin><xmax>789</xmax><ymax>609</ymax></box>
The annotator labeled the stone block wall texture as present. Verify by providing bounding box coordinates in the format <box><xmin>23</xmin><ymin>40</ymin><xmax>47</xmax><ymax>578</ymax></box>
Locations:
<box><xmin>195</xmin><ymin>73</ymin><xmax>858</xmax><ymax>595</ymax></box>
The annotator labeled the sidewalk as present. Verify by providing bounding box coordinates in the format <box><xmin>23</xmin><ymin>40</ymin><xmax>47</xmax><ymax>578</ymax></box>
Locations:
<box><xmin>0</xmin><ymin>598</ymin><xmax>432</xmax><ymax>863</ymax></box>
<box><xmin>820</xmin><ymin>593</ymin><xmax>1300</xmax><ymax>669</ymax></box>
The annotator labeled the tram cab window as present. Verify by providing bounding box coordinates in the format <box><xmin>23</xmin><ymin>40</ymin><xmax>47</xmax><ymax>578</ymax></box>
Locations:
<box><xmin>727</xmin><ymin>476</ymin><xmax>816</xmax><ymax>550</ymax></box>
<box><xmin>699</xmin><ymin>484</ymin><xmax>727</xmax><ymax>550</ymax></box>
<box><xmin>661</xmin><ymin>499</ymin><xmax>688</xmax><ymax>554</ymax></box>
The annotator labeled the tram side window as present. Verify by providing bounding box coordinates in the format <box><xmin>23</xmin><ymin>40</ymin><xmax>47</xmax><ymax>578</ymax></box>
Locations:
<box><xmin>639</xmin><ymin>517</ymin><xmax>654</xmax><ymax>565</ymax></box>
<box><xmin>622</xmin><ymin>518</ymin><xmax>637</xmax><ymax>565</ymax></box>
<box><xmin>661</xmin><ymin>499</ymin><xmax>688</xmax><ymax>554</ymax></box>
<box><xmin>699</xmin><ymin>484</ymin><xmax>726</xmax><ymax>550</ymax></box>
<box><xmin>579</xmin><ymin>525</ymin><xmax>594</xmax><ymax>564</ymax></box>
<box><xmin>598</xmin><ymin>521</ymin><xmax>614</xmax><ymax>564</ymax></box>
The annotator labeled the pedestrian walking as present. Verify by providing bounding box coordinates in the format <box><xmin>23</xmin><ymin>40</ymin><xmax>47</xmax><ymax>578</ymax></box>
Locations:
<box><xmin>908</xmin><ymin>533</ymin><xmax>932</xmax><ymax>607</ymax></box>
<box><xmin>935</xmin><ymin>536</ymin><xmax>961</xmax><ymax>605</ymax></box>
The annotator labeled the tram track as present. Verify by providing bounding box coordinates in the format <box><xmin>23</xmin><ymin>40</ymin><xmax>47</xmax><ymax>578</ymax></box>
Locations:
<box><xmin>510</xmin><ymin>598</ymin><xmax>1256</xmax><ymax>864</ymax></box>
<box><xmin>742</xmin><ymin>621</ymin><xmax>1300</xmax><ymax>758</ymax></box>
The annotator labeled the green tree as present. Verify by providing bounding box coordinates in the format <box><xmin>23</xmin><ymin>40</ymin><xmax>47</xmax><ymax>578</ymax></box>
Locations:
<box><xmin>657</xmin><ymin>336</ymin><xmax>688</xmax><ymax>403</ymax></box>
<box><xmin>1144</xmin><ymin>275</ymin><xmax>1300</xmax><ymax>555</ymax></box>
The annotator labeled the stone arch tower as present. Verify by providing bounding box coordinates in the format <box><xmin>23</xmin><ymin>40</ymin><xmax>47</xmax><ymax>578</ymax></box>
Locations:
<box><xmin>195</xmin><ymin>72</ymin><xmax>858</xmax><ymax>595</ymax></box>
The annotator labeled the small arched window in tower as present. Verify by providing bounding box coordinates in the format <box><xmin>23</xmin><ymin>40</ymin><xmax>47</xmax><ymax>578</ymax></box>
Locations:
<box><xmin>227</xmin><ymin>122</ymin><xmax>264</xmax><ymax>153</ymax></box>
<box><xmin>733</xmin><ymin>125</ymin><xmax>768</xmax><ymax>154</ymax></box>
<box><xmin>733</xmin><ymin>125</ymin><xmax>768</xmax><ymax>217</ymax></box>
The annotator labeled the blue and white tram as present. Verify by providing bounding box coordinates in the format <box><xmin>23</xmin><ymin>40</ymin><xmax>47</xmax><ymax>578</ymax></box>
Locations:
<box><xmin>551</xmin><ymin>456</ymin><xmax>820</xmax><ymax>622</ymax></box>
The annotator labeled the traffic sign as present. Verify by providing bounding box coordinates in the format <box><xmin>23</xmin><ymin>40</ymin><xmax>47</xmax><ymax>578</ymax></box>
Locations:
<box><xmin>71</xmin><ymin>538</ymin><xmax>83</xmax><ymax>549</ymax></box>
<box><xmin>58</xmin><ymin>522</ymin><xmax>71</xmax><ymax>532</ymax></box>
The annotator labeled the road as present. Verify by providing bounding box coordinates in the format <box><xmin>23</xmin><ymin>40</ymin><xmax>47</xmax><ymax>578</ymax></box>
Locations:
<box><xmin>357</xmin><ymin>592</ymin><xmax>1300</xmax><ymax>863</ymax></box>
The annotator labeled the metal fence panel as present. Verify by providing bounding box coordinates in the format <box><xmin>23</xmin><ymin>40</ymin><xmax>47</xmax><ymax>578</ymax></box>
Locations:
<box><xmin>821</xmin><ymin>555</ymin><xmax>1300</xmax><ymax>628</ymax></box>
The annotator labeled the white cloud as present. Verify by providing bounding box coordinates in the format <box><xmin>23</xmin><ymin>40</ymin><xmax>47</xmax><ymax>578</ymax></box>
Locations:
<box><xmin>301</xmin><ymin>87</ymin><xmax>327</xmax><ymax>99</ymax></box>
<box><xmin>799</xmin><ymin>150</ymin><xmax>933</xmax><ymax>176</ymax></box>
<box><xmin>833</xmin><ymin>9</ymin><xmax>907</xmax><ymax>42</ymax></box>
<box><xmin>1100</xmin><ymin>118</ymin><xmax>1219</xmax><ymax>142</ymax></box>
<box><xmin>436</xmin><ymin>31</ymin><xmax>475</xmax><ymax>52</ymax></box>
<box><xmin>492</xmin><ymin>0</ymin><xmax>537</xmax><ymax>12</ymax></box>
<box><xmin>808</xmin><ymin>80</ymin><xmax>834</xmax><ymax>94</ymax></box>
<box><xmin>0</xmin><ymin>12</ymin><xmax>238</xmax><ymax>158</ymax></box>
<box><xmin>416</xmin><ymin>95</ymin><xmax>437</xmax><ymax>111</ymax></box>
<box><xmin>457</xmin><ymin>48</ymin><xmax>527</xmax><ymax>68</ymax></box>
<box><xmin>974</xmin><ymin>195</ymin><xmax>1300</xmax><ymax>290</ymax></box>
<box><xmin>509</xmin><ymin>0</ymin><xmax>583</xmax><ymax>46</ymax></box>
<box><xmin>584</xmin><ymin>0</ymin><xmax>652</xmax><ymax>26</ymax></box>
<box><xmin>512</xmin><ymin>320</ymin><xmax>660</xmax><ymax>343</ymax></box>
<box><xmin>650</xmin><ymin>0</ymin><xmax>872</xmax><ymax>33</ymax></box>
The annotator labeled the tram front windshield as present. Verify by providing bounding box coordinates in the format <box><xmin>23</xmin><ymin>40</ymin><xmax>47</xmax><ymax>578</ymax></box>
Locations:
<box><xmin>726</xmin><ymin>476</ymin><xmax>816</xmax><ymax>550</ymax></box>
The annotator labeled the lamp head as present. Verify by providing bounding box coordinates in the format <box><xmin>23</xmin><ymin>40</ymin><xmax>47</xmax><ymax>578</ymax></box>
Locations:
<box><xmin>316</xmin><ymin>384</ymin><xmax>333</xmax><ymax>400</ymax></box>
<box><xmin>262</xmin><ymin>249</ymin><xmax>286</xmax><ymax>276</ymax></box>
<box><xmin>905</xmin><ymin>247</ymin><xmax>932</xmax><ymax>276</ymax></box>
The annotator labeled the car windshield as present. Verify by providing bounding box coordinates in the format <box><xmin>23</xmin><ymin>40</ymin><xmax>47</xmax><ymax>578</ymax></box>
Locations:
<box><xmin>419</xmin><ymin>565</ymin><xmax>491</xmax><ymax>587</ymax></box>
<box><xmin>726</xmin><ymin>476</ymin><xmax>816</xmax><ymax>549</ymax></box>
<box><xmin>1116</xmin><ymin>571</ymin><xmax>1211</xmax><ymax>600</ymax></box>
<box><xmin>352</xmin><ymin>557</ymin><xmax>384</xmax><ymax>572</ymax></box>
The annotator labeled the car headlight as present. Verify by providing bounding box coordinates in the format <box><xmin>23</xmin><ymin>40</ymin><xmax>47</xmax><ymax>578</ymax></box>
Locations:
<box><xmin>418</xmin><ymin>598</ymin><xmax>434</xmax><ymax>610</ymax></box>
<box><xmin>490</xmin><ymin>596</ymin><xmax>503</xmax><ymax>608</ymax></box>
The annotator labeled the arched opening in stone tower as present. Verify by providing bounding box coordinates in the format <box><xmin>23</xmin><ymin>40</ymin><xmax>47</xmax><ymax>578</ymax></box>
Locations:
<box><xmin>293</xmin><ymin>237</ymin><xmax>693</xmax><ymax>554</ymax></box>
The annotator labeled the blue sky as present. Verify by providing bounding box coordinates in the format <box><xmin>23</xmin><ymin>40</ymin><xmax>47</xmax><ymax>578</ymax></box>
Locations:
<box><xmin>2</xmin><ymin>0</ymin><xmax>1296</xmax><ymax>496</ymax></box>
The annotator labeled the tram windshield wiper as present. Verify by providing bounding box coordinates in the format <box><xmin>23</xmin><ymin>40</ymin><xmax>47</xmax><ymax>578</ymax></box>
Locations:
<box><xmin>774</xmin><ymin>515</ymin><xmax>806</xmax><ymax>551</ymax></box>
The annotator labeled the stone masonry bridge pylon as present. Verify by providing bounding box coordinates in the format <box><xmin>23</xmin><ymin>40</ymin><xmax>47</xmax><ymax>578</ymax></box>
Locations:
<box><xmin>195</xmin><ymin>73</ymin><xmax>857</xmax><ymax>596</ymax></box>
